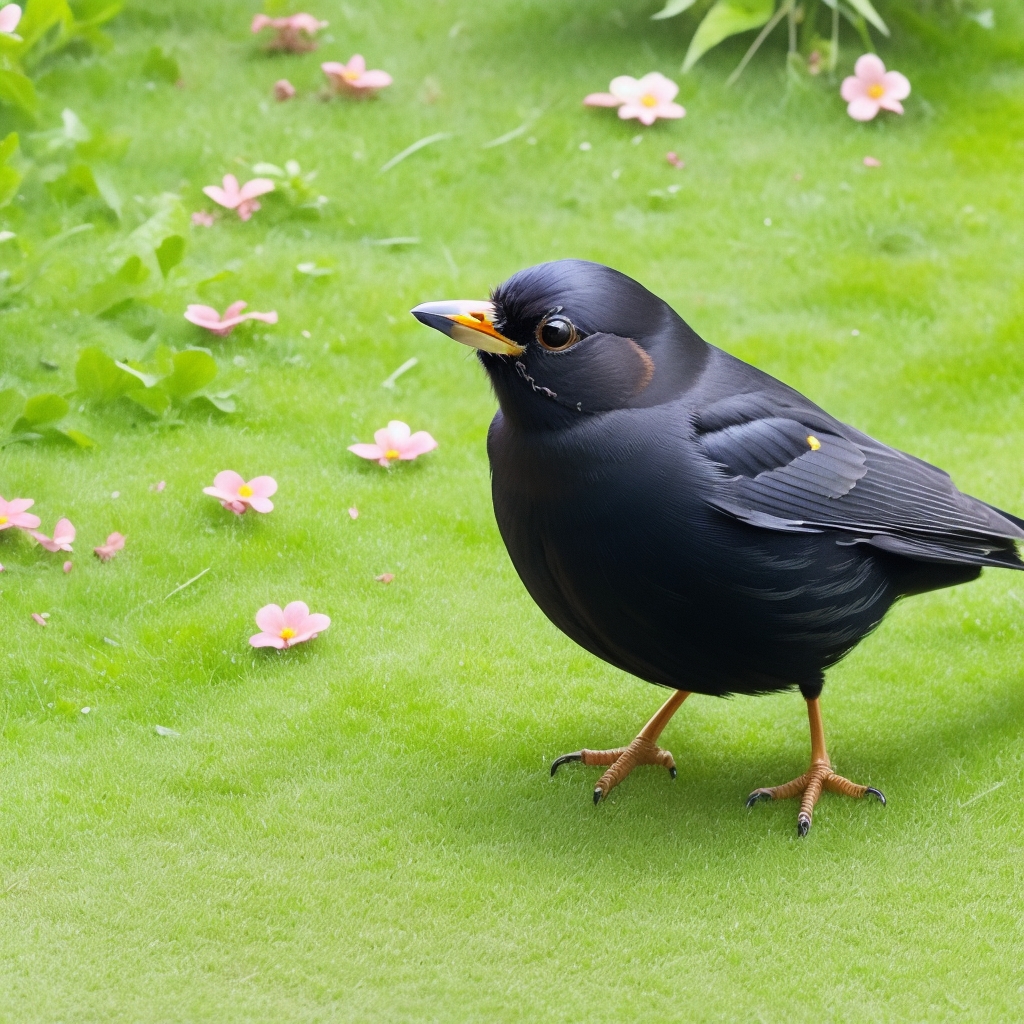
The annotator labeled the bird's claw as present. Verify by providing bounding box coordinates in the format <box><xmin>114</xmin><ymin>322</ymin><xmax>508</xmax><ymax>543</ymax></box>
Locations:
<box><xmin>550</xmin><ymin>751</ymin><xmax>583</xmax><ymax>776</ymax></box>
<box><xmin>866</xmin><ymin>786</ymin><xmax>886</xmax><ymax>805</ymax></box>
<box><xmin>745</xmin><ymin>788</ymin><xmax>772</xmax><ymax>809</ymax></box>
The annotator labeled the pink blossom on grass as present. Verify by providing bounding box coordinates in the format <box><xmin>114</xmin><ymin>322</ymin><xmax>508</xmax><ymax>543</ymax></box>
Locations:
<box><xmin>348</xmin><ymin>421</ymin><xmax>437</xmax><ymax>468</ymax></box>
<box><xmin>151</xmin><ymin>481</ymin><xmax>166</xmax><ymax>492</ymax></box>
<box><xmin>31</xmin><ymin>518</ymin><xmax>75</xmax><ymax>553</ymax></box>
<box><xmin>274</xmin><ymin>79</ymin><xmax>296</xmax><ymax>101</ymax></box>
<box><xmin>63</xmin><ymin>560</ymin><xmax>72</xmax><ymax>573</ymax></box>
<box><xmin>250</xmin><ymin>601</ymin><xmax>330</xmax><ymax>649</ymax></box>
<box><xmin>94</xmin><ymin>533</ymin><xmax>125</xmax><ymax>562</ymax></box>
<box><xmin>374</xmin><ymin>573</ymin><xmax>394</xmax><ymax>584</ymax></box>
<box><xmin>585</xmin><ymin>73</ymin><xmax>685</xmax><ymax>126</ymax></box>
<box><xmin>202</xmin><ymin>174</ymin><xmax>275</xmax><ymax>221</ymax></box>
<box><xmin>252</xmin><ymin>13</ymin><xmax>327</xmax><ymax>53</ymax></box>
<box><xmin>841</xmin><ymin>55</ymin><xmax>910</xmax><ymax>122</ymax></box>
<box><xmin>322</xmin><ymin>55</ymin><xmax>392</xmax><ymax>97</ymax></box>
<box><xmin>863</xmin><ymin>155</ymin><xmax>881</xmax><ymax>168</ymax></box>
<box><xmin>0</xmin><ymin>4</ymin><xmax>21</xmax><ymax>35</ymax></box>
<box><xmin>0</xmin><ymin>495</ymin><xmax>40</xmax><ymax>532</ymax></box>
<box><xmin>32</xmin><ymin>612</ymin><xmax>47</xmax><ymax>626</ymax></box>
<box><xmin>184</xmin><ymin>301</ymin><xmax>278</xmax><ymax>337</ymax></box>
<box><xmin>191</xmin><ymin>211</ymin><xmax>215</xmax><ymax>227</ymax></box>
<box><xmin>348</xmin><ymin>507</ymin><xmax>359</xmax><ymax>519</ymax></box>
<box><xmin>666</xmin><ymin>151</ymin><xmax>685</xmax><ymax>168</ymax></box>
<box><xmin>204</xmin><ymin>471</ymin><xmax>277</xmax><ymax>515</ymax></box>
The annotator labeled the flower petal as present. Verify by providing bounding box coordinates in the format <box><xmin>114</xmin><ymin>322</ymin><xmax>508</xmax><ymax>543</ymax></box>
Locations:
<box><xmin>853</xmin><ymin>53</ymin><xmax>886</xmax><ymax>82</ymax></box>
<box><xmin>637</xmin><ymin>72</ymin><xmax>678</xmax><ymax>103</ymax></box>
<box><xmin>878</xmin><ymin>97</ymin><xmax>904</xmax><ymax>115</ymax></box>
<box><xmin>349</xmin><ymin>443</ymin><xmax>385</xmax><ymax>460</ymax></box>
<box><xmin>250</xmin><ymin>632</ymin><xmax>286</xmax><ymax>648</ymax></box>
<box><xmin>584</xmin><ymin>92</ymin><xmax>623</xmax><ymax>107</ymax></box>
<box><xmin>347</xmin><ymin>54</ymin><xmax>366</xmax><ymax>75</ymax></box>
<box><xmin>840</xmin><ymin>75</ymin><xmax>866</xmax><ymax>101</ymax></box>
<box><xmin>223</xmin><ymin>301</ymin><xmax>248</xmax><ymax>320</ymax></box>
<box><xmin>655</xmin><ymin>102</ymin><xmax>685</xmax><ymax>119</ymax></box>
<box><xmin>385</xmin><ymin>420</ymin><xmax>411</xmax><ymax>444</ymax></box>
<box><xmin>184</xmin><ymin>304</ymin><xmax>224</xmax><ymax>328</ymax></box>
<box><xmin>7</xmin><ymin>498</ymin><xmax>34</xmax><ymax>514</ymax></box>
<box><xmin>282</xmin><ymin>601</ymin><xmax>311</xmax><ymax>630</ymax></box>
<box><xmin>398</xmin><ymin>431</ymin><xmax>438</xmax><ymax>458</ymax></box>
<box><xmin>847</xmin><ymin>97</ymin><xmax>880</xmax><ymax>121</ymax></box>
<box><xmin>882</xmin><ymin>71</ymin><xmax>910</xmax><ymax>100</ymax></box>
<box><xmin>608</xmin><ymin>75</ymin><xmax>641</xmax><ymax>100</ymax></box>
<box><xmin>213</xmin><ymin>470</ymin><xmax>245</xmax><ymax>495</ymax></box>
<box><xmin>255</xmin><ymin>603</ymin><xmax>285</xmax><ymax>633</ymax></box>
<box><xmin>202</xmin><ymin>186</ymin><xmax>234</xmax><ymax>209</ymax></box>
<box><xmin>247</xmin><ymin>497</ymin><xmax>274</xmax><ymax>514</ymax></box>
<box><xmin>239</xmin><ymin>178</ymin><xmax>276</xmax><ymax>201</ymax></box>
<box><xmin>357</xmin><ymin>70</ymin><xmax>392</xmax><ymax>89</ymax></box>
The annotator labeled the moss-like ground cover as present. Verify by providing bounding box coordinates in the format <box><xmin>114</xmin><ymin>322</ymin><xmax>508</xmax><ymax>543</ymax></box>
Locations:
<box><xmin>2</xmin><ymin>1</ymin><xmax>1024</xmax><ymax>1019</ymax></box>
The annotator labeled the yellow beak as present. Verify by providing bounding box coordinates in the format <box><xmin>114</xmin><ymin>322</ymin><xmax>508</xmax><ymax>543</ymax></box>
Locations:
<box><xmin>410</xmin><ymin>300</ymin><xmax>524</xmax><ymax>356</ymax></box>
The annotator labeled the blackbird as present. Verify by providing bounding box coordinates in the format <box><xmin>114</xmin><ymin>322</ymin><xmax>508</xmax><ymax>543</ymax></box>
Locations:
<box><xmin>412</xmin><ymin>260</ymin><xmax>1024</xmax><ymax>835</ymax></box>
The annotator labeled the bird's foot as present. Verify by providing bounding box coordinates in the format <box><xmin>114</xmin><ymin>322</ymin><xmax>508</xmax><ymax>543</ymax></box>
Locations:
<box><xmin>746</xmin><ymin>759</ymin><xmax>885</xmax><ymax>836</ymax></box>
<box><xmin>551</xmin><ymin>735</ymin><xmax>677</xmax><ymax>804</ymax></box>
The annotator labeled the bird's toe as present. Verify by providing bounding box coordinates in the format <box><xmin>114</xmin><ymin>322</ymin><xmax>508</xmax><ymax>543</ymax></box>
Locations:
<box><xmin>550</xmin><ymin>752</ymin><xmax>583</xmax><ymax>776</ymax></box>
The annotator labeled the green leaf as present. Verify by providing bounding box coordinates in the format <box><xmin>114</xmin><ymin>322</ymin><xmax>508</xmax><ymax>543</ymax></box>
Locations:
<box><xmin>0</xmin><ymin>131</ymin><xmax>18</xmax><ymax>163</ymax></box>
<box><xmin>194</xmin><ymin>392</ymin><xmax>236</xmax><ymax>414</ymax></box>
<box><xmin>142</xmin><ymin>45</ymin><xmax>180</xmax><ymax>84</ymax></box>
<box><xmin>17</xmin><ymin>0</ymin><xmax>73</xmax><ymax>53</ymax></box>
<box><xmin>0</xmin><ymin>70</ymin><xmax>39</xmax><ymax>116</ymax></box>
<box><xmin>21</xmin><ymin>392</ymin><xmax>69</xmax><ymax>426</ymax></box>
<box><xmin>56</xmin><ymin>427</ymin><xmax>96</xmax><ymax>448</ymax></box>
<box><xmin>92</xmin><ymin>169</ymin><xmax>122</xmax><ymax>218</ymax></box>
<box><xmin>114</xmin><ymin>254</ymin><xmax>149</xmax><ymax>285</ymax></box>
<box><xmin>826</xmin><ymin>0</ymin><xmax>888</xmax><ymax>36</ymax></box>
<box><xmin>155</xmin><ymin>234</ymin><xmax>185</xmax><ymax>277</ymax></box>
<box><xmin>652</xmin><ymin>0</ymin><xmax>698</xmax><ymax>19</ymax></box>
<box><xmin>69</xmin><ymin>0</ymin><xmax>123</xmax><ymax>27</ymax></box>
<box><xmin>124</xmin><ymin>385</ymin><xmax>171</xmax><ymax>417</ymax></box>
<box><xmin>682</xmin><ymin>0</ymin><xmax>775</xmax><ymax>72</ymax></box>
<box><xmin>0</xmin><ymin>387</ymin><xmax>26</xmax><ymax>431</ymax></box>
<box><xmin>75</xmin><ymin>346</ymin><xmax>141</xmax><ymax>403</ymax></box>
<box><xmin>162</xmin><ymin>349</ymin><xmax>217</xmax><ymax>402</ymax></box>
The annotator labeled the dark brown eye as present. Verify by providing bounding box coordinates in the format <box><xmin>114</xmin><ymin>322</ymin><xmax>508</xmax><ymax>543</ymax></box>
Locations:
<box><xmin>537</xmin><ymin>316</ymin><xmax>577</xmax><ymax>351</ymax></box>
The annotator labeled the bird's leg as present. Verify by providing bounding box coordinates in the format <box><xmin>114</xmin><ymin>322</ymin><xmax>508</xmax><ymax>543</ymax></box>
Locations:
<box><xmin>551</xmin><ymin>689</ymin><xmax>690</xmax><ymax>804</ymax></box>
<box><xmin>746</xmin><ymin>697</ymin><xmax>885</xmax><ymax>836</ymax></box>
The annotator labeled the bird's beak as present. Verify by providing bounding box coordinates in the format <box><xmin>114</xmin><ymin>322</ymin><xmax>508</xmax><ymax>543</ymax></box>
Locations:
<box><xmin>410</xmin><ymin>300</ymin><xmax>524</xmax><ymax>356</ymax></box>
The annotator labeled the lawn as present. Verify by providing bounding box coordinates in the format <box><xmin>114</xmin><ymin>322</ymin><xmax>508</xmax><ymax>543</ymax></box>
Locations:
<box><xmin>2</xmin><ymin>0</ymin><xmax>1024</xmax><ymax>1020</ymax></box>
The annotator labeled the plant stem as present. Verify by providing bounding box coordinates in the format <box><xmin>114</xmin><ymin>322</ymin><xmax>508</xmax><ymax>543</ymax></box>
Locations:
<box><xmin>727</xmin><ymin>0</ymin><xmax>794</xmax><ymax>86</ymax></box>
<box><xmin>829</xmin><ymin>3</ymin><xmax>839</xmax><ymax>73</ymax></box>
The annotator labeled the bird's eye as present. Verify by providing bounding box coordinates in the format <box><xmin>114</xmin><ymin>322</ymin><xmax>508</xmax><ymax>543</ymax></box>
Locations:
<box><xmin>536</xmin><ymin>316</ymin><xmax>578</xmax><ymax>351</ymax></box>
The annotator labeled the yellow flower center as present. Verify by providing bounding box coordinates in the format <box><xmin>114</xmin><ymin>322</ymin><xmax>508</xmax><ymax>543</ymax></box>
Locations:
<box><xmin>641</xmin><ymin>94</ymin><xmax>658</xmax><ymax>107</ymax></box>
<box><xmin>343</xmin><ymin>68</ymin><xmax>361</xmax><ymax>81</ymax></box>
<box><xmin>0</xmin><ymin>516</ymin><xmax>7</xmax><ymax>525</ymax></box>
<box><xmin>867</xmin><ymin>84</ymin><xmax>885</xmax><ymax>100</ymax></box>
<box><xmin>384</xmin><ymin>449</ymin><xmax>400</xmax><ymax>460</ymax></box>
<box><xmin>279</xmin><ymin>627</ymin><xmax>296</xmax><ymax>639</ymax></box>
<box><xmin>238</xmin><ymin>485</ymin><xmax>254</xmax><ymax>497</ymax></box>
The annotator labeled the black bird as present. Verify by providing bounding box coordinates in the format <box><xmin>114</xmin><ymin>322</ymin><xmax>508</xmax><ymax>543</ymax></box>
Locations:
<box><xmin>411</xmin><ymin>260</ymin><xmax>1024</xmax><ymax>835</ymax></box>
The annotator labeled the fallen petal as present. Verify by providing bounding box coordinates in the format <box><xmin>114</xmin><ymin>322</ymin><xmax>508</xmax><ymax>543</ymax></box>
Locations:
<box><xmin>375</xmin><ymin>573</ymin><xmax>394</xmax><ymax>584</ymax></box>
<box><xmin>348</xmin><ymin>507</ymin><xmax>359</xmax><ymax>519</ymax></box>
<box><xmin>32</xmin><ymin>613</ymin><xmax>47</xmax><ymax>626</ymax></box>
<box><xmin>63</xmin><ymin>561</ymin><xmax>72</xmax><ymax>573</ymax></box>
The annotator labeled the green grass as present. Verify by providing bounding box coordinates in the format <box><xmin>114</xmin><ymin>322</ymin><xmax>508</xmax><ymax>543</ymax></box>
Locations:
<box><xmin>2</xmin><ymin>1</ymin><xmax>1024</xmax><ymax>1019</ymax></box>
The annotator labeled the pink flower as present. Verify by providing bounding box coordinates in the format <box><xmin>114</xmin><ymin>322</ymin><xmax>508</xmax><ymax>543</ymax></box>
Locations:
<box><xmin>63</xmin><ymin>560</ymin><xmax>72</xmax><ymax>573</ymax></box>
<box><xmin>0</xmin><ymin>495</ymin><xmax>40</xmax><ymax>531</ymax></box>
<box><xmin>274</xmin><ymin>79</ymin><xmax>296</xmax><ymax>101</ymax></box>
<box><xmin>94</xmin><ymin>533</ymin><xmax>125</xmax><ymax>562</ymax></box>
<box><xmin>30</xmin><ymin>517</ymin><xmax>75</xmax><ymax>553</ymax></box>
<box><xmin>151</xmin><ymin>481</ymin><xmax>166</xmax><ymax>492</ymax></box>
<box><xmin>348</xmin><ymin>506</ymin><xmax>358</xmax><ymax>519</ymax></box>
<box><xmin>841</xmin><ymin>55</ymin><xmax>910</xmax><ymax>122</ymax></box>
<box><xmin>322</xmin><ymin>55</ymin><xmax>392</xmax><ymax>97</ymax></box>
<box><xmin>203</xmin><ymin>471</ymin><xmax>277</xmax><ymax>514</ymax></box>
<box><xmin>202</xmin><ymin>174</ymin><xmax>275</xmax><ymax>221</ymax></box>
<box><xmin>191</xmin><ymin>211</ymin><xmax>215</xmax><ymax>227</ymax></box>
<box><xmin>348</xmin><ymin>421</ymin><xmax>438</xmax><ymax>467</ymax></box>
<box><xmin>252</xmin><ymin>13</ymin><xmax>327</xmax><ymax>52</ymax></box>
<box><xmin>666</xmin><ymin>151</ymin><xmax>685</xmax><ymax>168</ymax></box>
<box><xmin>0</xmin><ymin>4</ymin><xmax>21</xmax><ymax>35</ymax></box>
<box><xmin>32</xmin><ymin>612</ymin><xmax>47</xmax><ymax>626</ymax></box>
<box><xmin>374</xmin><ymin>573</ymin><xmax>394</xmax><ymax>584</ymax></box>
<box><xmin>863</xmin><ymin>155</ymin><xmax>881</xmax><ymax>167</ymax></box>
<box><xmin>584</xmin><ymin>73</ymin><xmax>685</xmax><ymax>126</ymax></box>
<box><xmin>250</xmin><ymin>601</ymin><xmax>330</xmax><ymax>649</ymax></box>
<box><xmin>184</xmin><ymin>301</ymin><xmax>278</xmax><ymax>337</ymax></box>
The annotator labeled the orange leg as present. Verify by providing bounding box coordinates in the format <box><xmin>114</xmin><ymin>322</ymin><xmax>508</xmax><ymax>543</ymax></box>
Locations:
<box><xmin>746</xmin><ymin>697</ymin><xmax>885</xmax><ymax>836</ymax></box>
<box><xmin>551</xmin><ymin>690</ymin><xmax>690</xmax><ymax>804</ymax></box>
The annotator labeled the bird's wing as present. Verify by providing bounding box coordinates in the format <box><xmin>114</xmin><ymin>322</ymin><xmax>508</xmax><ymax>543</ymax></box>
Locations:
<box><xmin>693</xmin><ymin>390</ymin><xmax>1024</xmax><ymax>568</ymax></box>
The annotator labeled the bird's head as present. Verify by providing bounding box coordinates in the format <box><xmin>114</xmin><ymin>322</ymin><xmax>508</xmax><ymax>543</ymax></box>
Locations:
<box><xmin>411</xmin><ymin>259</ymin><xmax>708</xmax><ymax>429</ymax></box>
